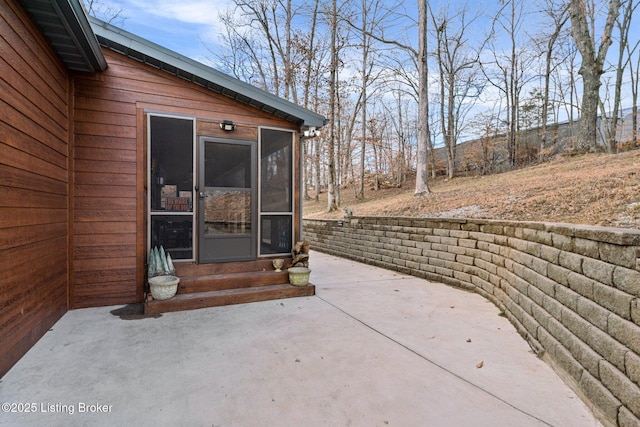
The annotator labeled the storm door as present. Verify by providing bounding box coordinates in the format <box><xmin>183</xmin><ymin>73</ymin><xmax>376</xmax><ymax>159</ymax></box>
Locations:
<box><xmin>198</xmin><ymin>138</ymin><xmax>257</xmax><ymax>263</ymax></box>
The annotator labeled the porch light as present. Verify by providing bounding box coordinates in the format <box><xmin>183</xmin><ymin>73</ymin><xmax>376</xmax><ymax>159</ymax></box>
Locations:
<box><xmin>220</xmin><ymin>120</ymin><xmax>236</xmax><ymax>131</ymax></box>
<box><xmin>303</xmin><ymin>127</ymin><xmax>319</xmax><ymax>138</ymax></box>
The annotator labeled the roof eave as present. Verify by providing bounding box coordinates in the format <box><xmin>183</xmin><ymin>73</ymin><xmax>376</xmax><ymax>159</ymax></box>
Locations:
<box><xmin>20</xmin><ymin>0</ymin><xmax>107</xmax><ymax>72</ymax></box>
<box><xmin>89</xmin><ymin>17</ymin><xmax>326</xmax><ymax>129</ymax></box>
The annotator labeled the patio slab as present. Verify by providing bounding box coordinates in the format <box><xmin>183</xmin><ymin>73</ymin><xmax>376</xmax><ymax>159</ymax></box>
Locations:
<box><xmin>0</xmin><ymin>251</ymin><xmax>600</xmax><ymax>426</ymax></box>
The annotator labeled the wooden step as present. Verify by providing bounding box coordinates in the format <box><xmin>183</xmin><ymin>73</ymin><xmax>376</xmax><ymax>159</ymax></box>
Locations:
<box><xmin>178</xmin><ymin>270</ymin><xmax>290</xmax><ymax>293</ymax></box>
<box><xmin>144</xmin><ymin>284</ymin><xmax>315</xmax><ymax>314</ymax></box>
<box><xmin>174</xmin><ymin>258</ymin><xmax>291</xmax><ymax>277</ymax></box>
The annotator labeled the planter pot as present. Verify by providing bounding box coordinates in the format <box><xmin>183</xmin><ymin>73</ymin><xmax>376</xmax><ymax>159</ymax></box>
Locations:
<box><xmin>148</xmin><ymin>275</ymin><xmax>180</xmax><ymax>300</ymax></box>
<box><xmin>272</xmin><ymin>258</ymin><xmax>284</xmax><ymax>272</ymax></box>
<box><xmin>288</xmin><ymin>267</ymin><xmax>311</xmax><ymax>286</ymax></box>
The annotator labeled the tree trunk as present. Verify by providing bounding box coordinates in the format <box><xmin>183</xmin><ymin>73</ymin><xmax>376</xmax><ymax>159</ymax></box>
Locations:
<box><xmin>540</xmin><ymin>6</ymin><xmax>568</xmax><ymax>162</ymax></box>
<box><xmin>314</xmin><ymin>139</ymin><xmax>321</xmax><ymax>201</ymax></box>
<box><xmin>357</xmin><ymin>0</ymin><xmax>368</xmax><ymax>200</ymax></box>
<box><xmin>569</xmin><ymin>0</ymin><xmax>620</xmax><ymax>151</ymax></box>
<box><xmin>415</xmin><ymin>0</ymin><xmax>430</xmax><ymax>196</ymax></box>
<box><xmin>301</xmin><ymin>0</ymin><xmax>319</xmax><ymax>201</ymax></box>
<box><xmin>631</xmin><ymin>48</ymin><xmax>640</xmax><ymax>146</ymax></box>
<box><xmin>605</xmin><ymin>0</ymin><xmax>637</xmax><ymax>153</ymax></box>
<box><xmin>326</xmin><ymin>0</ymin><xmax>339</xmax><ymax>212</ymax></box>
<box><xmin>577</xmin><ymin>69</ymin><xmax>602</xmax><ymax>151</ymax></box>
<box><xmin>447</xmin><ymin>76</ymin><xmax>456</xmax><ymax>179</ymax></box>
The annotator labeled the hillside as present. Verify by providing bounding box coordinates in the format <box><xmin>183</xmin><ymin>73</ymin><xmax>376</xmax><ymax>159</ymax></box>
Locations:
<box><xmin>303</xmin><ymin>150</ymin><xmax>640</xmax><ymax>229</ymax></box>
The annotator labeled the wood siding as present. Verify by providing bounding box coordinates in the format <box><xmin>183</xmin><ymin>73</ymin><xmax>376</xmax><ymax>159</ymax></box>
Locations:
<box><xmin>71</xmin><ymin>50</ymin><xmax>300</xmax><ymax>308</ymax></box>
<box><xmin>0</xmin><ymin>0</ymin><xmax>69</xmax><ymax>377</ymax></box>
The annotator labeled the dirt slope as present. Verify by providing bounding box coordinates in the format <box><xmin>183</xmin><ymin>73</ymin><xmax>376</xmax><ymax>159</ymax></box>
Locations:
<box><xmin>303</xmin><ymin>151</ymin><xmax>640</xmax><ymax>229</ymax></box>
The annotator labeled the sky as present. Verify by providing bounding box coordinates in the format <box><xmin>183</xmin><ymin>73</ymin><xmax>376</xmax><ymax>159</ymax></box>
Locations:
<box><xmin>91</xmin><ymin>0</ymin><xmax>235</xmax><ymax>63</ymax></box>
<box><xmin>89</xmin><ymin>0</ymin><xmax>639</xmax><ymax>128</ymax></box>
<box><xmin>89</xmin><ymin>0</ymin><xmax>502</xmax><ymax>75</ymax></box>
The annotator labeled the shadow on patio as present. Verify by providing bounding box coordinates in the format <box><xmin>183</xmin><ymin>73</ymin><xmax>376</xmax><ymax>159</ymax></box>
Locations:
<box><xmin>0</xmin><ymin>252</ymin><xmax>600</xmax><ymax>426</ymax></box>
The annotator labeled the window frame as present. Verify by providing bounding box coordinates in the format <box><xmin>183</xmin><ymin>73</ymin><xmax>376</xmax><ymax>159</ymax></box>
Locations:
<box><xmin>147</xmin><ymin>112</ymin><xmax>197</xmax><ymax>262</ymax></box>
<box><xmin>258</xmin><ymin>127</ymin><xmax>295</xmax><ymax>257</ymax></box>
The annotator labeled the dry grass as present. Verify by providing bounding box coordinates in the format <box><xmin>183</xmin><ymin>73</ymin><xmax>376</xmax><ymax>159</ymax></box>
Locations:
<box><xmin>303</xmin><ymin>150</ymin><xmax>640</xmax><ymax>229</ymax></box>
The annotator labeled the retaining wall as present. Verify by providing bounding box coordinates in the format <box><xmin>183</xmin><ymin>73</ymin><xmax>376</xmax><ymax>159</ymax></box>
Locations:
<box><xmin>303</xmin><ymin>216</ymin><xmax>640</xmax><ymax>427</ymax></box>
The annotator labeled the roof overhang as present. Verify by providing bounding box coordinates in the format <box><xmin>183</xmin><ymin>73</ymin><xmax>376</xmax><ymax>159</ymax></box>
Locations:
<box><xmin>18</xmin><ymin>1</ymin><xmax>325</xmax><ymax>130</ymax></box>
<box><xmin>89</xmin><ymin>17</ymin><xmax>327</xmax><ymax>129</ymax></box>
<box><xmin>19</xmin><ymin>0</ymin><xmax>107</xmax><ymax>72</ymax></box>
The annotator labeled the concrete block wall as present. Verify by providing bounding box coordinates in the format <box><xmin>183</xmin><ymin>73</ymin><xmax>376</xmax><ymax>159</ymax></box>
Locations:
<box><xmin>303</xmin><ymin>217</ymin><xmax>640</xmax><ymax>427</ymax></box>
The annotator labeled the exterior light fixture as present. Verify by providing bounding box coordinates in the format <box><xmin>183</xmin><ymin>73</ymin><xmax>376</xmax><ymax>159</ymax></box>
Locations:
<box><xmin>220</xmin><ymin>120</ymin><xmax>236</xmax><ymax>131</ymax></box>
<box><xmin>303</xmin><ymin>127</ymin><xmax>319</xmax><ymax>138</ymax></box>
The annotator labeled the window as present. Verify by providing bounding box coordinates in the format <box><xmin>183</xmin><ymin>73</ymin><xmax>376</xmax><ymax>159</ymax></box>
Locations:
<box><xmin>202</xmin><ymin>141</ymin><xmax>253</xmax><ymax>236</ymax></box>
<box><xmin>148</xmin><ymin>115</ymin><xmax>195</xmax><ymax>260</ymax></box>
<box><xmin>259</xmin><ymin>129</ymin><xmax>293</xmax><ymax>255</ymax></box>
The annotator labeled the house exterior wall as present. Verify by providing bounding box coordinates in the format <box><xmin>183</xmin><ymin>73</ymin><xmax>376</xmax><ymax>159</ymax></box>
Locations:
<box><xmin>0</xmin><ymin>0</ymin><xmax>70</xmax><ymax>377</ymax></box>
<box><xmin>71</xmin><ymin>49</ymin><xmax>301</xmax><ymax>308</ymax></box>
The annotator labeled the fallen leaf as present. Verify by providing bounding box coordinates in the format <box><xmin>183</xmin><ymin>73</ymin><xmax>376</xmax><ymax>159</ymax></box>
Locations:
<box><xmin>476</xmin><ymin>361</ymin><xmax>484</xmax><ymax>369</ymax></box>
<box><xmin>466</xmin><ymin>339</ymin><xmax>472</xmax><ymax>343</ymax></box>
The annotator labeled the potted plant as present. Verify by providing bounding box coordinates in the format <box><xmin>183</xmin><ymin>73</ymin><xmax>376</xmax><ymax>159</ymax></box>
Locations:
<box><xmin>288</xmin><ymin>266</ymin><xmax>311</xmax><ymax>286</ymax></box>
<box><xmin>147</xmin><ymin>246</ymin><xmax>180</xmax><ymax>300</ymax></box>
<box><xmin>288</xmin><ymin>240</ymin><xmax>311</xmax><ymax>286</ymax></box>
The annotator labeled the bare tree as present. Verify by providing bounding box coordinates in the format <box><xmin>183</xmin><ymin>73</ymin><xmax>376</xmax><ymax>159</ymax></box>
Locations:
<box><xmin>386</xmin><ymin>90</ymin><xmax>410</xmax><ymax>186</ymax></box>
<box><xmin>467</xmin><ymin>110</ymin><xmax>507</xmax><ymax>175</ymax></box>
<box><xmin>483</xmin><ymin>0</ymin><xmax>535</xmax><ymax>167</ymax></box>
<box><xmin>536</xmin><ymin>0</ymin><xmax>570</xmax><ymax>160</ymax></box>
<box><xmin>415</xmin><ymin>0</ymin><xmax>430</xmax><ymax>195</ymax></box>
<box><xmin>554</xmin><ymin>40</ymin><xmax>581</xmax><ymax>146</ymax></box>
<box><xmin>356</xmin><ymin>0</ymin><xmax>373</xmax><ymax>199</ymax></box>
<box><xmin>326</xmin><ymin>0</ymin><xmax>340</xmax><ymax>212</ymax></box>
<box><xmin>82</xmin><ymin>0</ymin><xmax>125</xmax><ymax>24</ymax></box>
<box><xmin>345</xmin><ymin>0</ymin><xmax>430</xmax><ymax>195</ymax></box>
<box><xmin>347</xmin><ymin>0</ymin><xmax>393</xmax><ymax>198</ymax></box>
<box><xmin>599</xmin><ymin>0</ymin><xmax>638</xmax><ymax>153</ymax></box>
<box><xmin>301</xmin><ymin>0</ymin><xmax>323</xmax><ymax>200</ymax></box>
<box><xmin>358</xmin><ymin>0</ymin><xmax>370</xmax><ymax>200</ymax></box>
<box><xmin>569</xmin><ymin>0</ymin><xmax>620</xmax><ymax>151</ymax></box>
<box><xmin>627</xmin><ymin>36</ymin><xmax>640</xmax><ymax>146</ymax></box>
<box><xmin>215</xmin><ymin>10</ymin><xmax>266</xmax><ymax>85</ymax></box>
<box><xmin>430</xmin><ymin>3</ymin><xmax>483</xmax><ymax>179</ymax></box>
<box><xmin>216</xmin><ymin>0</ymin><xmax>307</xmax><ymax>100</ymax></box>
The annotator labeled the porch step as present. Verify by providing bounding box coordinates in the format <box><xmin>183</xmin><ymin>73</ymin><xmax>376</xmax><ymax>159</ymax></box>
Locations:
<box><xmin>178</xmin><ymin>270</ymin><xmax>290</xmax><ymax>293</ymax></box>
<box><xmin>174</xmin><ymin>258</ymin><xmax>289</xmax><ymax>277</ymax></box>
<box><xmin>144</xmin><ymin>283</ymin><xmax>315</xmax><ymax>314</ymax></box>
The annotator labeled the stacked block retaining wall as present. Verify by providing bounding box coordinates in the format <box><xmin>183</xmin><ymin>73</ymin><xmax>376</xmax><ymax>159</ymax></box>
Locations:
<box><xmin>303</xmin><ymin>217</ymin><xmax>640</xmax><ymax>427</ymax></box>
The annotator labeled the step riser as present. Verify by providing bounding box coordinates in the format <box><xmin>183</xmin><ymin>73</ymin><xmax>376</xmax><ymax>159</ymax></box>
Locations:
<box><xmin>178</xmin><ymin>272</ymin><xmax>290</xmax><ymax>293</ymax></box>
<box><xmin>175</xmin><ymin>258</ymin><xmax>291</xmax><ymax>277</ymax></box>
<box><xmin>144</xmin><ymin>285</ymin><xmax>315</xmax><ymax>314</ymax></box>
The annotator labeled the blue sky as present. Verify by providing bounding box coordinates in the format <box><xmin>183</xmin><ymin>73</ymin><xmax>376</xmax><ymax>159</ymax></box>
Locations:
<box><xmin>91</xmin><ymin>0</ymin><xmax>499</xmax><ymax>67</ymax></box>
<box><xmin>90</xmin><ymin>0</ymin><xmax>638</xmax><ymax>120</ymax></box>
<box><xmin>92</xmin><ymin>0</ymin><xmax>235</xmax><ymax>62</ymax></box>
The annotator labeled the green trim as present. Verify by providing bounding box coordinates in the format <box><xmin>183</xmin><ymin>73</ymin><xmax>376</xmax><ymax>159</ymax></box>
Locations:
<box><xmin>20</xmin><ymin>0</ymin><xmax>107</xmax><ymax>72</ymax></box>
<box><xmin>89</xmin><ymin>17</ymin><xmax>327</xmax><ymax>129</ymax></box>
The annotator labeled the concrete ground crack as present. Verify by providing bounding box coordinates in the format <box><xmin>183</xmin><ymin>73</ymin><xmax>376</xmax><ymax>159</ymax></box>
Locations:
<box><xmin>315</xmin><ymin>293</ymin><xmax>556</xmax><ymax>427</ymax></box>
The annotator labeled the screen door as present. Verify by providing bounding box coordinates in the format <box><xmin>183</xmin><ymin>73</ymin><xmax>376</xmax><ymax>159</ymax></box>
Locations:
<box><xmin>198</xmin><ymin>138</ymin><xmax>256</xmax><ymax>263</ymax></box>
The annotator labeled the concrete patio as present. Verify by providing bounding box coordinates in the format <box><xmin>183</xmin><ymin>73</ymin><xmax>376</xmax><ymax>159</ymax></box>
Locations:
<box><xmin>0</xmin><ymin>251</ymin><xmax>600</xmax><ymax>426</ymax></box>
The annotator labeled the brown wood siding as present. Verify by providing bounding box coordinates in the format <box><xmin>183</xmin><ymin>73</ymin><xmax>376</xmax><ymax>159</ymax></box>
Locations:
<box><xmin>71</xmin><ymin>50</ymin><xmax>300</xmax><ymax>308</ymax></box>
<box><xmin>0</xmin><ymin>0</ymin><xmax>69</xmax><ymax>377</ymax></box>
